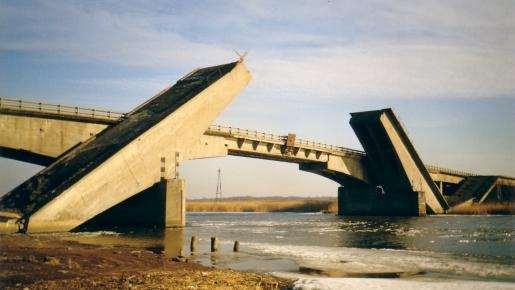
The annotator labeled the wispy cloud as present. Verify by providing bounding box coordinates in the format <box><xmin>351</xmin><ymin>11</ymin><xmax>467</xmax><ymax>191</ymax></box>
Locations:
<box><xmin>0</xmin><ymin>1</ymin><xmax>232</xmax><ymax>68</ymax></box>
<box><xmin>1</xmin><ymin>0</ymin><xmax>514</xmax><ymax>100</ymax></box>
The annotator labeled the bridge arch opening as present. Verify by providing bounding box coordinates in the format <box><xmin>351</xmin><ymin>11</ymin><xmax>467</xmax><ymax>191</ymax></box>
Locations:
<box><xmin>181</xmin><ymin>156</ymin><xmax>339</xmax><ymax>200</ymax></box>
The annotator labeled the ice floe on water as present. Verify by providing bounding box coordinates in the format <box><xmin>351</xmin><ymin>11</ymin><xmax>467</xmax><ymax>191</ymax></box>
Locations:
<box><xmin>247</xmin><ymin>243</ymin><xmax>515</xmax><ymax>280</ymax></box>
<box><xmin>288</xmin><ymin>276</ymin><xmax>515</xmax><ymax>290</ymax></box>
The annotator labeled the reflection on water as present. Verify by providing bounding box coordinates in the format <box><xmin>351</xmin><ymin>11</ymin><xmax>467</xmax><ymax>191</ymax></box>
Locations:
<box><xmin>336</xmin><ymin>216</ymin><xmax>421</xmax><ymax>250</ymax></box>
<box><xmin>61</xmin><ymin>213</ymin><xmax>515</xmax><ymax>283</ymax></box>
<box><xmin>64</xmin><ymin>227</ymin><xmax>185</xmax><ymax>258</ymax></box>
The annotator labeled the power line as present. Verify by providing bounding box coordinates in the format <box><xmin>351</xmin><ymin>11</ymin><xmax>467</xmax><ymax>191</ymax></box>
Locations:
<box><xmin>215</xmin><ymin>168</ymin><xmax>222</xmax><ymax>201</ymax></box>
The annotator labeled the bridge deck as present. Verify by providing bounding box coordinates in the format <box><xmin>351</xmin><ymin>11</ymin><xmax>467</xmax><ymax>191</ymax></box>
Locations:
<box><xmin>0</xmin><ymin>97</ymin><xmax>484</xmax><ymax>180</ymax></box>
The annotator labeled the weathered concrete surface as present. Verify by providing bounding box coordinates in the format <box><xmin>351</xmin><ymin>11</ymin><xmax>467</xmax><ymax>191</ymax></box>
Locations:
<box><xmin>350</xmin><ymin>108</ymin><xmax>448</xmax><ymax>215</ymax></box>
<box><xmin>78</xmin><ymin>181</ymin><xmax>165</xmax><ymax>228</ymax></box>
<box><xmin>0</xmin><ymin>61</ymin><xmax>251</xmax><ymax>232</ymax></box>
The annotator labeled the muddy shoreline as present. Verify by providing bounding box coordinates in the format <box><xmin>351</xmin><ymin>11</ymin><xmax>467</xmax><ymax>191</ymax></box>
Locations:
<box><xmin>0</xmin><ymin>235</ymin><xmax>292</xmax><ymax>289</ymax></box>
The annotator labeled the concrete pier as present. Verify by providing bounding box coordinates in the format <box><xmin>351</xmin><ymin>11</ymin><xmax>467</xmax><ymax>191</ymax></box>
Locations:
<box><xmin>162</xmin><ymin>178</ymin><xmax>185</xmax><ymax>228</ymax></box>
<box><xmin>77</xmin><ymin>178</ymin><xmax>185</xmax><ymax>229</ymax></box>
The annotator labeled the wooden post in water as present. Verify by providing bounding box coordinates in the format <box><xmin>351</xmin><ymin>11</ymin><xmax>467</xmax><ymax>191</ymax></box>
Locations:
<box><xmin>211</xmin><ymin>237</ymin><xmax>218</xmax><ymax>252</ymax></box>
<box><xmin>190</xmin><ymin>236</ymin><xmax>197</xmax><ymax>252</ymax></box>
<box><xmin>233</xmin><ymin>241</ymin><xmax>240</xmax><ymax>252</ymax></box>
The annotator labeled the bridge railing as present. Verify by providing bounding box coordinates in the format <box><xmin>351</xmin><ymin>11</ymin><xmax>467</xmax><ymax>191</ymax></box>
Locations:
<box><xmin>207</xmin><ymin>125</ymin><xmax>285</xmax><ymax>143</ymax></box>
<box><xmin>295</xmin><ymin>138</ymin><xmax>365</xmax><ymax>156</ymax></box>
<box><xmin>0</xmin><ymin>97</ymin><xmax>126</xmax><ymax>121</ymax></box>
<box><xmin>425</xmin><ymin>164</ymin><xmax>476</xmax><ymax>177</ymax></box>
<box><xmin>207</xmin><ymin>125</ymin><xmax>365</xmax><ymax>156</ymax></box>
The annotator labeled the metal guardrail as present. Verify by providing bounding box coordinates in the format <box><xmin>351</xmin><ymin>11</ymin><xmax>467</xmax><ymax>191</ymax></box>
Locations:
<box><xmin>207</xmin><ymin>125</ymin><xmax>365</xmax><ymax>156</ymax></box>
<box><xmin>425</xmin><ymin>164</ymin><xmax>476</xmax><ymax>177</ymax></box>
<box><xmin>295</xmin><ymin>138</ymin><xmax>365</xmax><ymax>156</ymax></box>
<box><xmin>0</xmin><ymin>97</ymin><xmax>126</xmax><ymax>121</ymax></box>
<box><xmin>207</xmin><ymin>125</ymin><xmax>285</xmax><ymax>143</ymax></box>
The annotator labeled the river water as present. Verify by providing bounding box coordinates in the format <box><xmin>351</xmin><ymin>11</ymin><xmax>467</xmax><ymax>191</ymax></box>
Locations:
<box><xmin>60</xmin><ymin>213</ymin><xmax>515</xmax><ymax>289</ymax></box>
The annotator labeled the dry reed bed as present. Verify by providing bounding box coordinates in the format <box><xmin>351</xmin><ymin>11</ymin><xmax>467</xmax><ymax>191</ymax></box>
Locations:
<box><xmin>187</xmin><ymin>198</ymin><xmax>337</xmax><ymax>213</ymax></box>
<box><xmin>187</xmin><ymin>198</ymin><xmax>514</xmax><ymax>215</ymax></box>
<box><xmin>447</xmin><ymin>202</ymin><xmax>515</xmax><ymax>215</ymax></box>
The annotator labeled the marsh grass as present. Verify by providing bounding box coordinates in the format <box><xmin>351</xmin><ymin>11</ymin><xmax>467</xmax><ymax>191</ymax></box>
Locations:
<box><xmin>187</xmin><ymin>198</ymin><xmax>337</xmax><ymax>213</ymax></box>
<box><xmin>447</xmin><ymin>202</ymin><xmax>515</xmax><ymax>215</ymax></box>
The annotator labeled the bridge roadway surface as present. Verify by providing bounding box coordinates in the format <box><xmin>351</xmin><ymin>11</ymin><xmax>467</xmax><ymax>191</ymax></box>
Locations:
<box><xmin>0</xmin><ymin>97</ymin><xmax>496</xmax><ymax>187</ymax></box>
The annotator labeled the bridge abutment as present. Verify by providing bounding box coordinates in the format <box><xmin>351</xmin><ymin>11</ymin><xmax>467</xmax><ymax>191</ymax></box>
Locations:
<box><xmin>77</xmin><ymin>178</ymin><xmax>185</xmax><ymax>229</ymax></box>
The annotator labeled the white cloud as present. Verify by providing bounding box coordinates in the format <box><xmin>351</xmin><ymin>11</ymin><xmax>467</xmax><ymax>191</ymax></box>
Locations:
<box><xmin>2</xmin><ymin>1</ymin><xmax>513</xmax><ymax>101</ymax></box>
<box><xmin>246</xmin><ymin>42</ymin><xmax>515</xmax><ymax>100</ymax></box>
<box><xmin>0</xmin><ymin>1</ymin><xmax>233</xmax><ymax>68</ymax></box>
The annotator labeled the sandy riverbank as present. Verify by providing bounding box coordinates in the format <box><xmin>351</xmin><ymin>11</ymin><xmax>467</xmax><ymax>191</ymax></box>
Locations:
<box><xmin>0</xmin><ymin>235</ymin><xmax>292</xmax><ymax>289</ymax></box>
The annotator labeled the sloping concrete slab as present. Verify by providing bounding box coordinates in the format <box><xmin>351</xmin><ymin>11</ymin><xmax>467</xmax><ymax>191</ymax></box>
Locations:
<box><xmin>0</xmin><ymin>61</ymin><xmax>251</xmax><ymax>232</ymax></box>
<box><xmin>350</xmin><ymin>108</ymin><xmax>448</xmax><ymax>214</ymax></box>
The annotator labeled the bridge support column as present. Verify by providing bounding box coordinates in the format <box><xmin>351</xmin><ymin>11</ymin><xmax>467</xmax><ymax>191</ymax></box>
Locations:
<box><xmin>338</xmin><ymin>186</ymin><xmax>426</xmax><ymax>216</ymax></box>
<box><xmin>161</xmin><ymin>178</ymin><xmax>186</xmax><ymax>228</ymax></box>
<box><xmin>77</xmin><ymin>178</ymin><xmax>185</xmax><ymax>229</ymax></box>
<box><xmin>338</xmin><ymin>186</ymin><xmax>377</xmax><ymax>215</ymax></box>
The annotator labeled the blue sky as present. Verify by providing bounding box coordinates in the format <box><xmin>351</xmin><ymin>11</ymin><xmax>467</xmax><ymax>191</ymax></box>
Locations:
<box><xmin>1</xmin><ymin>0</ymin><xmax>514</xmax><ymax>197</ymax></box>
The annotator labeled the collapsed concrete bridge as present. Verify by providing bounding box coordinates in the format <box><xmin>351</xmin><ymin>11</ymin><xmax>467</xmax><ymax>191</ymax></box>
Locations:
<box><xmin>0</xmin><ymin>61</ymin><xmax>514</xmax><ymax>232</ymax></box>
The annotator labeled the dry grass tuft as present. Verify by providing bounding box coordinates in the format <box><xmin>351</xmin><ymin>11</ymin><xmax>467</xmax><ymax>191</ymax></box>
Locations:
<box><xmin>447</xmin><ymin>202</ymin><xmax>515</xmax><ymax>215</ymax></box>
<box><xmin>187</xmin><ymin>198</ymin><xmax>337</xmax><ymax>213</ymax></box>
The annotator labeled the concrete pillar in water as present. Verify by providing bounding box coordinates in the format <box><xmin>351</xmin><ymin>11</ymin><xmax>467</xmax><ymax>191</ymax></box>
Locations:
<box><xmin>160</xmin><ymin>178</ymin><xmax>186</xmax><ymax>228</ymax></box>
<box><xmin>190</xmin><ymin>236</ymin><xmax>197</xmax><ymax>253</ymax></box>
<box><xmin>416</xmin><ymin>191</ymin><xmax>427</xmax><ymax>216</ymax></box>
<box><xmin>338</xmin><ymin>185</ymin><xmax>427</xmax><ymax>216</ymax></box>
<box><xmin>338</xmin><ymin>185</ymin><xmax>377</xmax><ymax>215</ymax></box>
<box><xmin>211</xmin><ymin>237</ymin><xmax>218</xmax><ymax>252</ymax></box>
<box><xmin>337</xmin><ymin>186</ymin><xmax>345</xmax><ymax>216</ymax></box>
<box><xmin>163</xmin><ymin>227</ymin><xmax>184</xmax><ymax>258</ymax></box>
